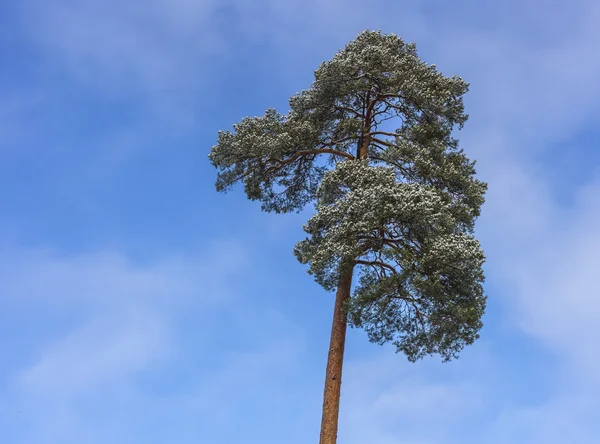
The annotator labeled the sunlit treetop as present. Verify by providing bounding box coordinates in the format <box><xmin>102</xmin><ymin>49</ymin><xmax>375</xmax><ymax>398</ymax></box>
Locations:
<box><xmin>209</xmin><ymin>30</ymin><xmax>487</xmax><ymax>362</ymax></box>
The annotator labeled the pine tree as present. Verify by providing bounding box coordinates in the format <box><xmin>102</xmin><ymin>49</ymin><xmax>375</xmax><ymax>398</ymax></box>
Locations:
<box><xmin>209</xmin><ymin>30</ymin><xmax>487</xmax><ymax>444</ymax></box>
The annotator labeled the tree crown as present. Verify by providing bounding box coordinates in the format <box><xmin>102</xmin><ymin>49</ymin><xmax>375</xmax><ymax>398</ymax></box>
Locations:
<box><xmin>209</xmin><ymin>30</ymin><xmax>487</xmax><ymax>361</ymax></box>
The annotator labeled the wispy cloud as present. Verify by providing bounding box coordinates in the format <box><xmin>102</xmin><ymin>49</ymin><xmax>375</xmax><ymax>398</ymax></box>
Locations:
<box><xmin>4</xmin><ymin>0</ymin><xmax>600</xmax><ymax>442</ymax></box>
<box><xmin>21</xmin><ymin>0</ymin><xmax>225</xmax><ymax>95</ymax></box>
<box><xmin>0</xmin><ymin>240</ymin><xmax>251</xmax><ymax>443</ymax></box>
<box><xmin>511</xmin><ymin>174</ymin><xmax>600</xmax><ymax>382</ymax></box>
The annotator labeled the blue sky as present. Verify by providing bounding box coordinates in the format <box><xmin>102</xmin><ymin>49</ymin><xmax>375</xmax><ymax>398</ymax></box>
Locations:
<box><xmin>1</xmin><ymin>0</ymin><xmax>599</xmax><ymax>443</ymax></box>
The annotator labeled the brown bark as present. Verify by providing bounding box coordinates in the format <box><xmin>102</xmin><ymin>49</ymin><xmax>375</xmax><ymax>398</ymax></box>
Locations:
<box><xmin>319</xmin><ymin>265</ymin><xmax>354</xmax><ymax>444</ymax></box>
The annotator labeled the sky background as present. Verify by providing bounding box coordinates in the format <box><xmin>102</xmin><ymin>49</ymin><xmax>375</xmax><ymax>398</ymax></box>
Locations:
<box><xmin>1</xmin><ymin>1</ymin><xmax>599</xmax><ymax>443</ymax></box>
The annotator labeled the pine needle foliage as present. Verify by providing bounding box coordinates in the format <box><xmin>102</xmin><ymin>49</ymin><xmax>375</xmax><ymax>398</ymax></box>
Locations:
<box><xmin>209</xmin><ymin>31</ymin><xmax>487</xmax><ymax>362</ymax></box>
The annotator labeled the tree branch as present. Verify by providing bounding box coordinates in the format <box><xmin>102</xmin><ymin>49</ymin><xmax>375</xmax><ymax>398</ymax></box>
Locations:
<box><xmin>369</xmin><ymin>131</ymin><xmax>398</xmax><ymax>138</ymax></box>
<box><xmin>333</xmin><ymin>104</ymin><xmax>363</xmax><ymax>119</ymax></box>
<box><xmin>266</xmin><ymin>148</ymin><xmax>355</xmax><ymax>174</ymax></box>
<box><xmin>354</xmin><ymin>259</ymin><xmax>397</xmax><ymax>274</ymax></box>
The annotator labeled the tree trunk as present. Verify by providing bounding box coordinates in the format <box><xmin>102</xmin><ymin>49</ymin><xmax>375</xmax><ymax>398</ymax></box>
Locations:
<box><xmin>319</xmin><ymin>266</ymin><xmax>354</xmax><ymax>444</ymax></box>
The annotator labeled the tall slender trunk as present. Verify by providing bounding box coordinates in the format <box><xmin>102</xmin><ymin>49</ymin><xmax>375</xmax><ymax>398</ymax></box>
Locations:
<box><xmin>319</xmin><ymin>265</ymin><xmax>354</xmax><ymax>444</ymax></box>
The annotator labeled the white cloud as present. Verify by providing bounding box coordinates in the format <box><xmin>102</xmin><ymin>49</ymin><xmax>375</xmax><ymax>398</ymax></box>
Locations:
<box><xmin>433</xmin><ymin>3</ymin><xmax>600</xmax><ymax>148</ymax></box>
<box><xmin>509</xmin><ymin>173</ymin><xmax>600</xmax><ymax>383</ymax></box>
<box><xmin>337</xmin><ymin>342</ymin><xmax>600</xmax><ymax>444</ymax></box>
<box><xmin>0</xmin><ymin>241</ymin><xmax>245</xmax><ymax>314</ymax></box>
<box><xmin>17</xmin><ymin>311</ymin><xmax>169</xmax><ymax>399</ymax></box>
<box><xmin>0</xmin><ymin>240</ymin><xmax>250</xmax><ymax>443</ymax></box>
<box><xmin>21</xmin><ymin>0</ymin><xmax>226</xmax><ymax>96</ymax></box>
<box><xmin>484</xmin><ymin>393</ymin><xmax>600</xmax><ymax>444</ymax></box>
<box><xmin>8</xmin><ymin>0</ymin><xmax>600</xmax><ymax>441</ymax></box>
<box><xmin>17</xmin><ymin>0</ymin><xmax>429</xmax><ymax>101</ymax></box>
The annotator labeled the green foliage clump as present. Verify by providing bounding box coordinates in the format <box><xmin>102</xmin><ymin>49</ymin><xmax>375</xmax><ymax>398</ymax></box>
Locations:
<box><xmin>210</xmin><ymin>31</ymin><xmax>487</xmax><ymax>362</ymax></box>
